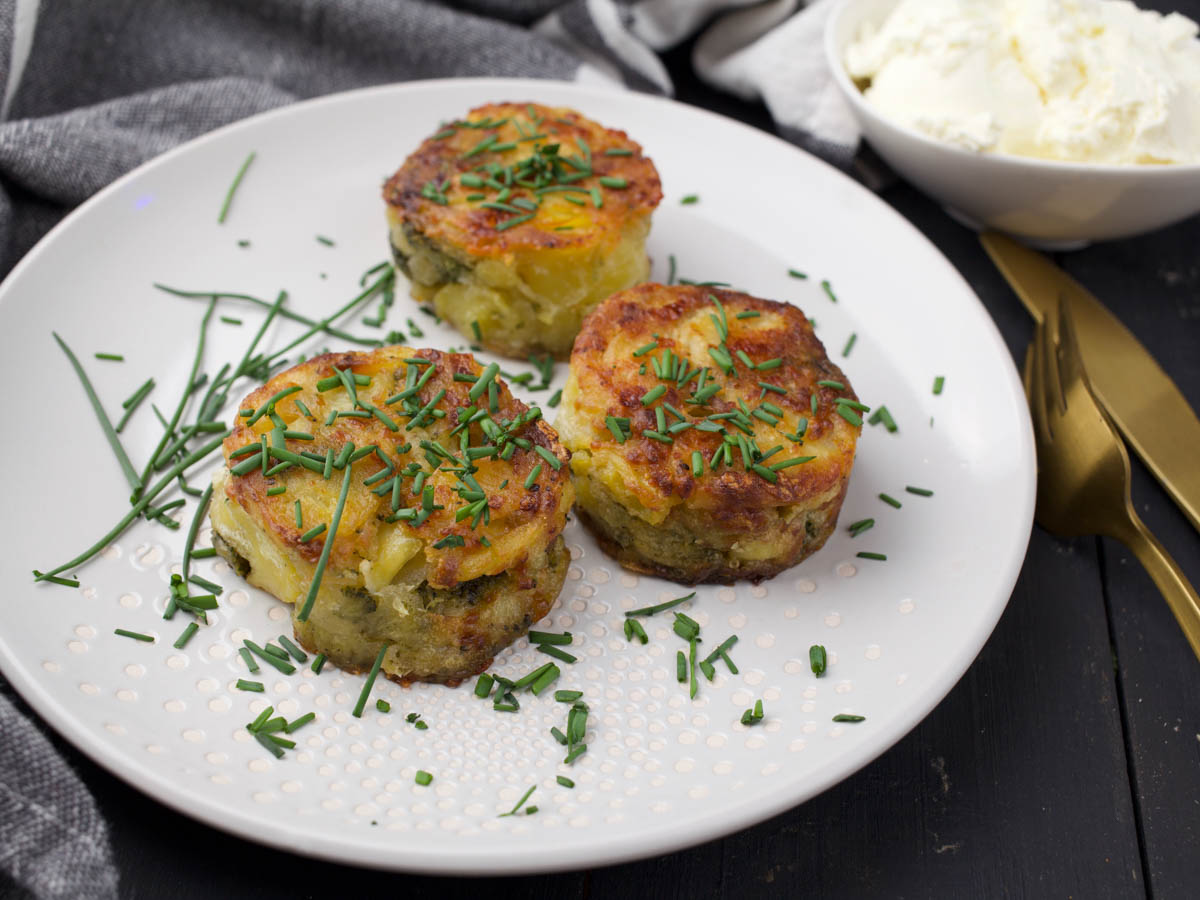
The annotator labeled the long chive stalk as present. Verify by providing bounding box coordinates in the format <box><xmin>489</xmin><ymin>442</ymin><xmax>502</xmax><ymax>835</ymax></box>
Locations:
<box><xmin>35</xmin><ymin>435</ymin><xmax>226</xmax><ymax>582</ymax></box>
<box><xmin>137</xmin><ymin>299</ymin><xmax>216</xmax><ymax>494</ymax></box>
<box><xmin>154</xmin><ymin>284</ymin><xmax>381</xmax><ymax>348</ymax></box>
<box><xmin>264</xmin><ymin>270</ymin><xmax>394</xmax><ymax>366</ymax></box>
<box><xmin>53</xmin><ymin>333</ymin><xmax>140</xmax><ymax>491</ymax></box>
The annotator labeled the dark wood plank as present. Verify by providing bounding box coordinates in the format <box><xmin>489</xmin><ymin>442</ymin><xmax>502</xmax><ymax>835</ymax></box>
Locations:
<box><xmin>1059</xmin><ymin>220</ymin><xmax>1200</xmax><ymax>899</ymax></box>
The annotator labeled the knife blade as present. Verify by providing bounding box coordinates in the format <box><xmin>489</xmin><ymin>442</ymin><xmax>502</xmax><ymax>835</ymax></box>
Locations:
<box><xmin>981</xmin><ymin>231</ymin><xmax>1200</xmax><ymax>535</ymax></box>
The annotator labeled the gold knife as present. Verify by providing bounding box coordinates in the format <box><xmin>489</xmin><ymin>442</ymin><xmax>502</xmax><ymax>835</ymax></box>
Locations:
<box><xmin>981</xmin><ymin>231</ymin><xmax>1200</xmax><ymax>535</ymax></box>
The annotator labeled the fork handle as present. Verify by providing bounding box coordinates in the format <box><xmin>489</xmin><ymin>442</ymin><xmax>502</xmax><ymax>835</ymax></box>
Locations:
<box><xmin>1115</xmin><ymin>514</ymin><xmax>1200</xmax><ymax>664</ymax></box>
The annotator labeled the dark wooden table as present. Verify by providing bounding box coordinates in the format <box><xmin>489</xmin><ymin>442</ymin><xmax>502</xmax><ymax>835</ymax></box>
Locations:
<box><xmin>14</xmin><ymin>11</ymin><xmax>1200</xmax><ymax>899</ymax></box>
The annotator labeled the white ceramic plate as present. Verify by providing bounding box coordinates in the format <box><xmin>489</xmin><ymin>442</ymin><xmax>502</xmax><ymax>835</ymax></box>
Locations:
<box><xmin>0</xmin><ymin>79</ymin><xmax>1034</xmax><ymax>874</ymax></box>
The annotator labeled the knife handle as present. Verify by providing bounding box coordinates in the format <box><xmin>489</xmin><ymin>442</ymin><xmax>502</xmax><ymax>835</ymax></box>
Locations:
<box><xmin>1118</xmin><ymin>510</ymin><xmax>1200</xmax><ymax>665</ymax></box>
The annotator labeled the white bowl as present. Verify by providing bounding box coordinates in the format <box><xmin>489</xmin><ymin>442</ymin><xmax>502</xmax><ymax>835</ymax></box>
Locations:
<box><xmin>825</xmin><ymin>0</ymin><xmax>1200</xmax><ymax>248</ymax></box>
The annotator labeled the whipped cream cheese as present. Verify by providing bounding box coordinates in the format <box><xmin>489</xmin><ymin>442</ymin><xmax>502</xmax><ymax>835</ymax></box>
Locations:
<box><xmin>845</xmin><ymin>0</ymin><xmax>1200</xmax><ymax>164</ymax></box>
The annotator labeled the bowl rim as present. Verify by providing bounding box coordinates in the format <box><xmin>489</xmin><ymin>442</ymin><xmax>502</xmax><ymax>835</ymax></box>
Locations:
<box><xmin>823</xmin><ymin>0</ymin><xmax>1200</xmax><ymax>177</ymax></box>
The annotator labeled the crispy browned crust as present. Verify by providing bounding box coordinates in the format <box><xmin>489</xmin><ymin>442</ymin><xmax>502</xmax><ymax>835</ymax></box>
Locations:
<box><xmin>221</xmin><ymin>346</ymin><xmax>571</xmax><ymax>588</ymax></box>
<box><xmin>561</xmin><ymin>283</ymin><xmax>861</xmax><ymax>583</ymax></box>
<box><xmin>382</xmin><ymin>102</ymin><xmax>662</xmax><ymax>257</ymax></box>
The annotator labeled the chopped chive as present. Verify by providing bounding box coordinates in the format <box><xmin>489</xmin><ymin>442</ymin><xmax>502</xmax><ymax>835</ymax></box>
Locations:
<box><xmin>680</xmin><ymin>195</ymin><xmax>699</xmax><ymax>204</ymax></box>
<box><xmin>788</xmin><ymin>268</ymin><xmax>807</xmax><ymax>279</ymax></box>
<box><xmin>756</xmin><ymin>357</ymin><xmax>782</xmax><ymax>371</ymax></box>
<box><xmin>529</xmin><ymin>630</ymin><xmax>572</xmax><ymax>646</ymax></box>
<box><xmin>415</xmin><ymin>770</ymin><xmax>433</xmax><ymax>786</ymax></box>
<box><xmin>524</xmin><ymin>464</ymin><xmax>543</xmax><ymax>490</ymax></box>
<box><xmin>624</xmin><ymin>618</ymin><xmax>648</xmax><ymax>645</ymax></box>
<box><xmin>564</xmin><ymin>745</ymin><xmax>587</xmax><ymax>765</ymax></box>
<box><xmin>220</xmin><ymin>316</ymin><xmax>243</xmax><ymax>326</ymax></box>
<box><xmin>605</xmin><ymin>416</ymin><xmax>627</xmax><ymax>443</ymax></box>
<box><xmin>315</xmin><ymin>235</ymin><xmax>335</xmax><ymax>246</ymax></box>
<box><xmin>376</xmin><ymin>699</ymin><xmax>391</xmax><ymax>713</ymax></box>
<box><xmin>933</xmin><ymin>376</ymin><xmax>945</xmax><ymax>395</ymax></box>
<box><xmin>817</xmin><ymin>380</ymin><xmax>845</xmax><ymax>390</ymax></box>
<box><xmin>253</xmin><ymin>732</ymin><xmax>285</xmax><ymax>759</ymax></box>
<box><xmin>239</xmin><ymin>647</ymin><xmax>259</xmax><ymax>672</ymax></box>
<box><xmin>809</xmin><ymin>644</ymin><xmax>827</xmax><ymax>677</ymax></box>
<box><xmin>856</xmin><ymin>551</ymin><xmax>887</xmax><ymax>561</ymax></box>
<box><xmin>557</xmin><ymin>776</ymin><xmax>575</xmax><ymax>788</ymax></box>
<box><xmin>284</xmin><ymin>712</ymin><xmax>315</xmax><ymax>734</ymax></box>
<box><xmin>906</xmin><ymin>485</ymin><xmax>934</xmax><ymax>497</ymax></box>
<box><xmin>691</xmin><ymin>451</ymin><xmax>703</xmax><ymax>477</ymax></box>
<box><xmin>533</xmin><ymin>445</ymin><xmax>562</xmax><ymax>470</ymax></box>
<box><xmin>530</xmin><ymin>663</ymin><xmax>562</xmax><ymax>694</ymax></box>
<box><xmin>821</xmin><ymin>279</ymin><xmax>838</xmax><ymax>303</ymax></box>
<box><xmin>867</xmin><ymin>405</ymin><xmax>898</xmax><ymax>433</ymax></box>
<box><xmin>843</xmin><ymin>333</ymin><xmax>857</xmax><ymax>357</ymax></box>
<box><xmin>244</xmin><ymin>640</ymin><xmax>296</xmax><ymax>675</ymax></box>
<box><xmin>837</xmin><ymin>407</ymin><xmax>863</xmax><ymax>426</ymax></box>
<box><xmin>474</xmin><ymin>674</ymin><xmax>494</xmax><ymax>698</ymax></box>
<box><xmin>297</xmin><ymin>464</ymin><xmax>353</xmax><ymax>622</ymax></box>
<box><xmin>848</xmin><ymin>518</ymin><xmax>874</xmax><ymax>537</ymax></box>
<box><xmin>311</xmin><ymin>653</ymin><xmax>327</xmax><ymax>674</ymax></box>
<box><xmin>550</xmin><ymin>727</ymin><xmax>568</xmax><ymax>745</ymax></box>
<box><xmin>833</xmin><ymin>714</ymin><xmax>865</xmax><ymax>723</ymax></box>
<box><xmin>236</xmin><ymin>679</ymin><xmax>265</xmax><ymax>692</ymax></box>
<box><xmin>879</xmin><ymin>493</ymin><xmax>902</xmax><ymax>509</ymax></box>
<box><xmin>278</xmin><ymin>635</ymin><xmax>308</xmax><ymax>662</ymax></box>
<box><xmin>626</xmin><ymin>592</ymin><xmax>695</xmax><ymax>618</ymax></box>
<box><xmin>114</xmin><ymin>628</ymin><xmax>154</xmax><ymax>643</ymax></box>
<box><xmin>676</xmin><ymin>651</ymin><xmax>687</xmax><ymax>682</ymax></box>
<box><xmin>598</xmin><ymin>176</ymin><xmax>627</xmax><ymax>188</ymax></box>
<box><xmin>352</xmin><ymin>644</ymin><xmax>389</xmax><ymax>718</ymax></box>
<box><xmin>218</xmin><ymin>150</ymin><xmax>256</xmax><ymax>224</ymax></box>
<box><xmin>432</xmin><ymin>534</ymin><xmax>465</xmax><ymax>550</ymax></box>
<box><xmin>641</xmin><ymin>385</ymin><xmax>666</xmax><ymax>405</ymax></box>
<box><xmin>536</xmin><ymin>644</ymin><xmax>577</xmax><ymax>664</ymax></box>
<box><xmin>299</xmin><ymin>523</ymin><xmax>326</xmax><ymax>542</ymax></box>
<box><xmin>94</xmin><ymin>352</ymin><xmax>124</xmax><ymax>361</ymax></box>
<box><xmin>266</xmin><ymin>485</ymin><xmax>285</xmax><ymax>496</ymax></box>
<box><xmin>499</xmin><ymin>785</ymin><xmax>536</xmax><ymax>817</ymax></box>
<box><xmin>554</xmin><ymin>690</ymin><xmax>583</xmax><ymax>703</ymax></box>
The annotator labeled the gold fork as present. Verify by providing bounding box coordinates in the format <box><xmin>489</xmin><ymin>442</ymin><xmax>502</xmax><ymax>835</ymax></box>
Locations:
<box><xmin>1025</xmin><ymin>298</ymin><xmax>1200</xmax><ymax>663</ymax></box>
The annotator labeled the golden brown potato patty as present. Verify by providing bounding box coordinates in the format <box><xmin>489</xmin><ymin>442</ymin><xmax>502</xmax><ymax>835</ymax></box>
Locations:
<box><xmin>383</xmin><ymin>101</ymin><xmax>662</xmax><ymax>359</ymax></box>
<box><xmin>556</xmin><ymin>283</ymin><xmax>861</xmax><ymax>584</ymax></box>
<box><xmin>210</xmin><ymin>346</ymin><xmax>573</xmax><ymax>683</ymax></box>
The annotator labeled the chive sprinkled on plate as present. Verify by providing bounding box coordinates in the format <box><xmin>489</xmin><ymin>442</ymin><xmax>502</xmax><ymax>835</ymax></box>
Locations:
<box><xmin>114</xmin><ymin>628</ymin><xmax>154</xmax><ymax>643</ymax></box>
<box><xmin>626</xmin><ymin>592</ymin><xmax>695</xmax><ymax>618</ymax></box>
<box><xmin>788</xmin><ymin>268</ymin><xmax>808</xmax><ymax>279</ymax></box>
<box><xmin>933</xmin><ymin>375</ymin><xmax>945</xmax><ymax>395</ymax></box>
<box><xmin>237</xmin><ymin>679</ymin><xmax>265</xmax><ymax>692</ymax></box>
<box><xmin>833</xmin><ymin>714</ymin><xmax>866</xmax><ymax>723</ymax></box>
<box><xmin>414</xmin><ymin>770</ymin><xmax>433</xmax><ymax>786</ymax></box>
<box><xmin>680</xmin><ymin>195</ymin><xmax>699</xmax><ymax>204</ymax></box>
<box><xmin>809</xmin><ymin>644</ymin><xmax>827</xmax><ymax>677</ymax></box>
<box><xmin>879</xmin><ymin>493</ymin><xmax>902</xmax><ymax>508</ymax></box>
<box><xmin>499</xmin><ymin>785</ymin><xmax>536</xmax><ymax>817</ymax></box>
<box><xmin>821</xmin><ymin>279</ymin><xmax>838</xmax><ymax>303</ymax></box>
<box><xmin>906</xmin><ymin>485</ymin><xmax>934</xmax><ymax>497</ymax></box>
<box><xmin>218</xmin><ymin>151</ymin><xmax>256</xmax><ymax>224</ymax></box>
<box><xmin>856</xmin><ymin>551</ymin><xmax>887</xmax><ymax>561</ymax></box>
<box><xmin>352</xmin><ymin>644</ymin><xmax>389</xmax><ymax>718</ymax></box>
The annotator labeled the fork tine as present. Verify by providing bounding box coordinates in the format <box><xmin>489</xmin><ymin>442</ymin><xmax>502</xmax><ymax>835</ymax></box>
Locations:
<box><xmin>1041</xmin><ymin>297</ymin><xmax>1067</xmax><ymax>419</ymax></box>
<box><xmin>1055</xmin><ymin>295</ymin><xmax>1088</xmax><ymax>398</ymax></box>
<box><xmin>1028</xmin><ymin>316</ymin><xmax>1052</xmax><ymax>442</ymax></box>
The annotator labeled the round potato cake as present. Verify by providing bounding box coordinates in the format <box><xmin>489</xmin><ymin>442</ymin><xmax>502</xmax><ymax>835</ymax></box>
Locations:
<box><xmin>383</xmin><ymin>101</ymin><xmax>662</xmax><ymax>360</ymax></box>
<box><xmin>556</xmin><ymin>283</ymin><xmax>862</xmax><ymax>584</ymax></box>
<box><xmin>210</xmin><ymin>346</ymin><xmax>573</xmax><ymax>684</ymax></box>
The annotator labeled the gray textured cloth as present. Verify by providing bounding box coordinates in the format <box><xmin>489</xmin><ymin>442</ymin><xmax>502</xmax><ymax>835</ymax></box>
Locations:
<box><xmin>0</xmin><ymin>1</ymin><xmax>850</xmax><ymax>896</ymax></box>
